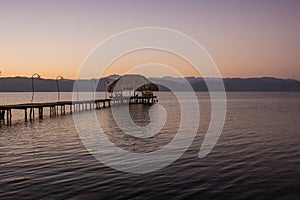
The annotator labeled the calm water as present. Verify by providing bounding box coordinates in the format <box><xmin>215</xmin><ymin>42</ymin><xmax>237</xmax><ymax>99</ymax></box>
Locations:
<box><xmin>0</xmin><ymin>92</ymin><xmax>300</xmax><ymax>199</ymax></box>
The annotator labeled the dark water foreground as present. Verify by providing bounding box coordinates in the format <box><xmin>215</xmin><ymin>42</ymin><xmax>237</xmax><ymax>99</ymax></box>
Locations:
<box><xmin>1</xmin><ymin>92</ymin><xmax>300</xmax><ymax>199</ymax></box>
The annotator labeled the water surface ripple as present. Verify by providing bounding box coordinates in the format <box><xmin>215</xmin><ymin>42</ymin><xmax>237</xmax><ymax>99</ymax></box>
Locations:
<box><xmin>0</xmin><ymin>92</ymin><xmax>300</xmax><ymax>199</ymax></box>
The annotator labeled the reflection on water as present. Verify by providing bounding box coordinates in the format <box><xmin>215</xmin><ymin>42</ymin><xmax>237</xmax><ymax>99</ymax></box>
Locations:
<box><xmin>101</xmin><ymin>104</ymin><xmax>171</xmax><ymax>153</ymax></box>
<box><xmin>0</xmin><ymin>92</ymin><xmax>300</xmax><ymax>199</ymax></box>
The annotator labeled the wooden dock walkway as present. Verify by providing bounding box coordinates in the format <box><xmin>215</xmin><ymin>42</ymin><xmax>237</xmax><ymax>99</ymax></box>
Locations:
<box><xmin>0</xmin><ymin>96</ymin><xmax>157</xmax><ymax>125</ymax></box>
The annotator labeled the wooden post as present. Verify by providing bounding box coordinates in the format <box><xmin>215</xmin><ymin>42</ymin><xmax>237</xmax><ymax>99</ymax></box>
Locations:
<box><xmin>5</xmin><ymin>110</ymin><xmax>8</xmax><ymax>125</ymax></box>
<box><xmin>25</xmin><ymin>109</ymin><xmax>28</xmax><ymax>122</ymax></box>
<box><xmin>9</xmin><ymin>109</ymin><xmax>12</xmax><ymax>124</ymax></box>
<box><xmin>29</xmin><ymin>108</ymin><xmax>32</xmax><ymax>120</ymax></box>
<box><xmin>39</xmin><ymin>108</ymin><xmax>43</xmax><ymax>119</ymax></box>
<box><xmin>5</xmin><ymin>109</ymin><xmax>12</xmax><ymax>125</ymax></box>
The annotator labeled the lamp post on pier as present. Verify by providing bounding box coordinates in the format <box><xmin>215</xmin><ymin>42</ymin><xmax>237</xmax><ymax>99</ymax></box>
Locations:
<box><xmin>90</xmin><ymin>79</ymin><xmax>97</xmax><ymax>99</ymax></box>
<box><xmin>75</xmin><ymin>80</ymin><xmax>79</xmax><ymax>101</ymax></box>
<box><xmin>104</xmin><ymin>80</ymin><xmax>110</xmax><ymax>99</ymax></box>
<box><xmin>56</xmin><ymin>75</ymin><xmax>64</xmax><ymax>102</ymax></box>
<box><xmin>31</xmin><ymin>73</ymin><xmax>41</xmax><ymax>103</ymax></box>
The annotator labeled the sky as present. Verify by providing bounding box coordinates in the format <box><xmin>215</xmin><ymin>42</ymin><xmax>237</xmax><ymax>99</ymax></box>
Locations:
<box><xmin>0</xmin><ymin>0</ymin><xmax>299</xmax><ymax>79</ymax></box>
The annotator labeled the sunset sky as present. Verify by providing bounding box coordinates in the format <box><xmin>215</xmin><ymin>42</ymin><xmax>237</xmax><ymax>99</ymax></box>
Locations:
<box><xmin>0</xmin><ymin>0</ymin><xmax>299</xmax><ymax>79</ymax></box>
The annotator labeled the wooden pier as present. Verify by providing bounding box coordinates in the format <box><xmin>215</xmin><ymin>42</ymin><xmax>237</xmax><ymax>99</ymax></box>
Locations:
<box><xmin>0</xmin><ymin>96</ymin><xmax>157</xmax><ymax>126</ymax></box>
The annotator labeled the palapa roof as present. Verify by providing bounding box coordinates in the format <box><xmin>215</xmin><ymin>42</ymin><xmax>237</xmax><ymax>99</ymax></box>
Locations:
<box><xmin>107</xmin><ymin>74</ymin><xmax>159</xmax><ymax>92</ymax></box>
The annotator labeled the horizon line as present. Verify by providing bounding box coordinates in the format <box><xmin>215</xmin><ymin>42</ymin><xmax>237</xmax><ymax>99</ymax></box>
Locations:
<box><xmin>0</xmin><ymin>75</ymin><xmax>299</xmax><ymax>81</ymax></box>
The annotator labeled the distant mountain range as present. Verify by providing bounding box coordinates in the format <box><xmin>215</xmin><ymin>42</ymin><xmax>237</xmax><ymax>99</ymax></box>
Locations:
<box><xmin>0</xmin><ymin>75</ymin><xmax>300</xmax><ymax>92</ymax></box>
<box><xmin>151</xmin><ymin>76</ymin><xmax>300</xmax><ymax>91</ymax></box>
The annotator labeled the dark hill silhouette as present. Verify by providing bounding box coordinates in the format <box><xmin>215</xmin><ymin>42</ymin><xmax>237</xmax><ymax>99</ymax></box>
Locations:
<box><xmin>0</xmin><ymin>76</ymin><xmax>300</xmax><ymax>92</ymax></box>
<box><xmin>151</xmin><ymin>77</ymin><xmax>300</xmax><ymax>91</ymax></box>
<box><xmin>0</xmin><ymin>77</ymin><xmax>116</xmax><ymax>92</ymax></box>
<box><xmin>189</xmin><ymin>77</ymin><xmax>300</xmax><ymax>91</ymax></box>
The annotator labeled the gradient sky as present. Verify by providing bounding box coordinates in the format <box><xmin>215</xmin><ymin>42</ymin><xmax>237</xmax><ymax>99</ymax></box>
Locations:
<box><xmin>0</xmin><ymin>0</ymin><xmax>299</xmax><ymax>79</ymax></box>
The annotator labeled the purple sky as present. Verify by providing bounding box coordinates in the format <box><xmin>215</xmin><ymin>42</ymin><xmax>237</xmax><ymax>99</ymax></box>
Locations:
<box><xmin>0</xmin><ymin>0</ymin><xmax>299</xmax><ymax>79</ymax></box>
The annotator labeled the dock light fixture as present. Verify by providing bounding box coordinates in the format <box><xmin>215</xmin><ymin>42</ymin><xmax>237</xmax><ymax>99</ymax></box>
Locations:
<box><xmin>31</xmin><ymin>73</ymin><xmax>41</xmax><ymax>103</ymax></box>
<box><xmin>56</xmin><ymin>75</ymin><xmax>64</xmax><ymax>102</ymax></box>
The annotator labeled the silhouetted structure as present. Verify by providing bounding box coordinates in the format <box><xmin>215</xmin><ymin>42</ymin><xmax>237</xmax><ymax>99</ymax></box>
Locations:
<box><xmin>0</xmin><ymin>99</ymin><xmax>111</xmax><ymax>125</ymax></box>
<box><xmin>107</xmin><ymin>74</ymin><xmax>158</xmax><ymax>104</ymax></box>
<box><xmin>0</xmin><ymin>110</ymin><xmax>5</xmax><ymax>121</ymax></box>
<box><xmin>0</xmin><ymin>75</ymin><xmax>159</xmax><ymax>126</ymax></box>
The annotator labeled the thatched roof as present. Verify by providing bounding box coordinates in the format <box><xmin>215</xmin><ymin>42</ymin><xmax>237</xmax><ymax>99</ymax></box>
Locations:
<box><xmin>107</xmin><ymin>74</ymin><xmax>158</xmax><ymax>93</ymax></box>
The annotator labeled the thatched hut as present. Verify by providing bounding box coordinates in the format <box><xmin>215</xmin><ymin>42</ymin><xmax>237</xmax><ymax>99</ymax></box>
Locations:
<box><xmin>107</xmin><ymin>74</ymin><xmax>158</xmax><ymax>98</ymax></box>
